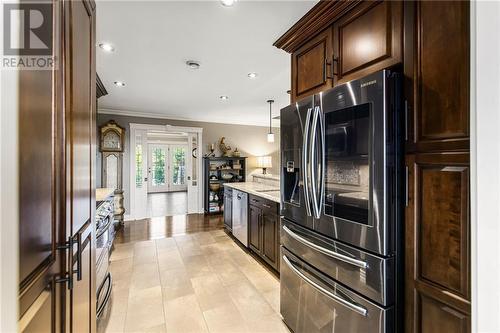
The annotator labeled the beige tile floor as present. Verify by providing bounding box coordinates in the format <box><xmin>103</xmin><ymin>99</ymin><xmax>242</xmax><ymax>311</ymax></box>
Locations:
<box><xmin>98</xmin><ymin>228</ymin><xmax>289</xmax><ymax>333</ymax></box>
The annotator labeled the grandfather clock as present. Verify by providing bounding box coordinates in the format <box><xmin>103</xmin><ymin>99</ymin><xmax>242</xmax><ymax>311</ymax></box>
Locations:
<box><xmin>100</xmin><ymin>120</ymin><xmax>125</xmax><ymax>224</ymax></box>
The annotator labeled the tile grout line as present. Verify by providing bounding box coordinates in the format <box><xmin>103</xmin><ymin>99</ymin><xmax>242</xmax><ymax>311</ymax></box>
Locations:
<box><xmin>154</xmin><ymin>239</ymin><xmax>169</xmax><ymax>332</ymax></box>
<box><xmin>120</xmin><ymin>245</ymin><xmax>134</xmax><ymax>333</ymax></box>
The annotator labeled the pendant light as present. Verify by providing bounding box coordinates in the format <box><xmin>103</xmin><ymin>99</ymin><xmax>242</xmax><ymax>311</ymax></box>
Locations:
<box><xmin>267</xmin><ymin>99</ymin><xmax>275</xmax><ymax>143</ymax></box>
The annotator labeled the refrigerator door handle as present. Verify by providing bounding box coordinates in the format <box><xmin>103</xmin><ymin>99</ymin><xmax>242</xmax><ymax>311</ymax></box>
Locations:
<box><xmin>302</xmin><ymin>107</ymin><xmax>313</xmax><ymax>217</ymax></box>
<box><xmin>318</xmin><ymin>106</ymin><xmax>326</xmax><ymax>219</ymax></box>
<box><xmin>282</xmin><ymin>225</ymin><xmax>368</xmax><ymax>269</ymax></box>
<box><xmin>310</xmin><ymin>106</ymin><xmax>324</xmax><ymax>219</ymax></box>
<box><xmin>282</xmin><ymin>255</ymin><xmax>368</xmax><ymax>317</ymax></box>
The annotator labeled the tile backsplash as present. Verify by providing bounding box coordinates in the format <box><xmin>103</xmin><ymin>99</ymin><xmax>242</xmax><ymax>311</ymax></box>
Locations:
<box><xmin>252</xmin><ymin>174</ymin><xmax>280</xmax><ymax>187</ymax></box>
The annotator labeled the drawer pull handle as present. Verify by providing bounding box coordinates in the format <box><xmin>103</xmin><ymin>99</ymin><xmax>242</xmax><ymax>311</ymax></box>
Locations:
<box><xmin>283</xmin><ymin>225</ymin><xmax>368</xmax><ymax>269</ymax></box>
<box><xmin>282</xmin><ymin>255</ymin><xmax>368</xmax><ymax>317</ymax></box>
<box><xmin>262</xmin><ymin>204</ymin><xmax>271</xmax><ymax>209</ymax></box>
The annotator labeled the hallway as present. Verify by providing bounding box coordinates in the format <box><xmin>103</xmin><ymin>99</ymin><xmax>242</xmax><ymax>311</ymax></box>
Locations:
<box><xmin>100</xmin><ymin>214</ymin><xmax>288</xmax><ymax>333</ymax></box>
<box><xmin>147</xmin><ymin>191</ymin><xmax>188</xmax><ymax>218</ymax></box>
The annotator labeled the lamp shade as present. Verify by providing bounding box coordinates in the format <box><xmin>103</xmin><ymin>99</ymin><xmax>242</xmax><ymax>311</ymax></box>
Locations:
<box><xmin>257</xmin><ymin>156</ymin><xmax>272</xmax><ymax>168</ymax></box>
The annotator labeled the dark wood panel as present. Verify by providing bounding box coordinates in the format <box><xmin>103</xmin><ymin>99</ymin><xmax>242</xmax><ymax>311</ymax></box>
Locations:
<box><xmin>64</xmin><ymin>0</ymin><xmax>96</xmax><ymax>331</ymax></box>
<box><xmin>419</xmin><ymin>294</ymin><xmax>469</xmax><ymax>333</ymax></box>
<box><xmin>18</xmin><ymin>1</ymin><xmax>63</xmax><ymax>332</ymax></box>
<box><xmin>407</xmin><ymin>1</ymin><xmax>470</xmax><ymax>152</ymax></box>
<box><xmin>333</xmin><ymin>0</ymin><xmax>402</xmax><ymax>85</ymax></box>
<box><xmin>419</xmin><ymin>164</ymin><xmax>469</xmax><ymax>296</ymax></box>
<box><xmin>262</xmin><ymin>212</ymin><xmax>278</xmax><ymax>269</ymax></box>
<box><xmin>19</xmin><ymin>55</ymin><xmax>55</xmax><ymax>286</ymax></box>
<box><xmin>406</xmin><ymin>153</ymin><xmax>471</xmax><ymax>333</ymax></box>
<box><xmin>249</xmin><ymin>205</ymin><xmax>262</xmax><ymax>252</ymax></box>
<box><xmin>67</xmin><ymin>0</ymin><xmax>93</xmax><ymax>236</ymax></box>
<box><xmin>20</xmin><ymin>288</ymin><xmax>54</xmax><ymax>333</ymax></box>
<box><xmin>291</xmin><ymin>28</ymin><xmax>333</xmax><ymax>101</ymax></box>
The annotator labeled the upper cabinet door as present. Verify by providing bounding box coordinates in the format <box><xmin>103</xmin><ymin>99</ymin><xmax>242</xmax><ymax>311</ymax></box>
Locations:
<box><xmin>405</xmin><ymin>1</ymin><xmax>470</xmax><ymax>153</ymax></box>
<box><xmin>291</xmin><ymin>27</ymin><xmax>333</xmax><ymax>102</ymax></box>
<box><xmin>332</xmin><ymin>0</ymin><xmax>402</xmax><ymax>85</ymax></box>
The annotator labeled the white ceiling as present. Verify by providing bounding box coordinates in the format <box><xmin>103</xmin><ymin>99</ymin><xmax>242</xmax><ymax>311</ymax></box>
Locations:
<box><xmin>96</xmin><ymin>0</ymin><xmax>316</xmax><ymax>126</ymax></box>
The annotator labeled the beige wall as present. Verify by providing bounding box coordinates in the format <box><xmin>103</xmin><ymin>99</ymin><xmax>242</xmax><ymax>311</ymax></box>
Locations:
<box><xmin>97</xmin><ymin>113</ymin><xmax>280</xmax><ymax>212</ymax></box>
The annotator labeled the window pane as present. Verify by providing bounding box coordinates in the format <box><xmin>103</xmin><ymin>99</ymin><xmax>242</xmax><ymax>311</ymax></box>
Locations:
<box><xmin>172</xmin><ymin>147</ymin><xmax>186</xmax><ymax>185</ymax></box>
<box><xmin>135</xmin><ymin>145</ymin><xmax>143</xmax><ymax>188</ymax></box>
<box><xmin>152</xmin><ymin>148</ymin><xmax>166</xmax><ymax>186</ymax></box>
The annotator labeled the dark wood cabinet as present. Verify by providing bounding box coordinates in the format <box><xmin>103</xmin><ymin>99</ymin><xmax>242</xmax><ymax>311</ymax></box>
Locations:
<box><xmin>405</xmin><ymin>153</ymin><xmax>470</xmax><ymax>333</ymax></box>
<box><xmin>18</xmin><ymin>0</ymin><xmax>96</xmax><ymax>332</ymax></box>
<box><xmin>404</xmin><ymin>0</ymin><xmax>470</xmax><ymax>153</ymax></box>
<box><xmin>248</xmin><ymin>195</ymin><xmax>280</xmax><ymax>272</ymax></box>
<box><xmin>332</xmin><ymin>0</ymin><xmax>402</xmax><ymax>85</ymax></box>
<box><xmin>404</xmin><ymin>2</ymin><xmax>471</xmax><ymax>332</ymax></box>
<box><xmin>248</xmin><ymin>204</ymin><xmax>262</xmax><ymax>252</ymax></box>
<box><xmin>261</xmin><ymin>210</ymin><xmax>279</xmax><ymax>269</ymax></box>
<box><xmin>18</xmin><ymin>2</ymin><xmax>64</xmax><ymax>331</ymax></box>
<box><xmin>64</xmin><ymin>0</ymin><xmax>97</xmax><ymax>331</ymax></box>
<box><xmin>291</xmin><ymin>28</ymin><xmax>333</xmax><ymax>102</ymax></box>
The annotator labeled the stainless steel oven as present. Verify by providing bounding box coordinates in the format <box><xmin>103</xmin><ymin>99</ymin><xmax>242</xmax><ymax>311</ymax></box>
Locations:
<box><xmin>280</xmin><ymin>70</ymin><xmax>403</xmax><ymax>333</ymax></box>
<box><xmin>96</xmin><ymin>200</ymin><xmax>115</xmax><ymax>320</ymax></box>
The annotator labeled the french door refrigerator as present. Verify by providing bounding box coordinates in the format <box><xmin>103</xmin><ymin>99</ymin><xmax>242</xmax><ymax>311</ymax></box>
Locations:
<box><xmin>280</xmin><ymin>70</ymin><xmax>403</xmax><ymax>333</ymax></box>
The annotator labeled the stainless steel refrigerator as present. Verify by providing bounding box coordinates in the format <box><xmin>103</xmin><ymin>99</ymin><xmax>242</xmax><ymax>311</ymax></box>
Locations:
<box><xmin>279</xmin><ymin>70</ymin><xmax>404</xmax><ymax>333</ymax></box>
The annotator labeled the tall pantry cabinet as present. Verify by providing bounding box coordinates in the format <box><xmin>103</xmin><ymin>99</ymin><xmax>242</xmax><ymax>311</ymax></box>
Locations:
<box><xmin>18</xmin><ymin>0</ymin><xmax>97</xmax><ymax>332</ymax></box>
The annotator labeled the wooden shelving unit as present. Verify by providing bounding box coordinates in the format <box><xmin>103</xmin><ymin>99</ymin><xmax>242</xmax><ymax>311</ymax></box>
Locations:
<box><xmin>203</xmin><ymin>156</ymin><xmax>247</xmax><ymax>214</ymax></box>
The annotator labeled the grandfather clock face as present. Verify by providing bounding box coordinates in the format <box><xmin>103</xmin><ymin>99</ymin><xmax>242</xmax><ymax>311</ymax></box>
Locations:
<box><xmin>100</xmin><ymin>120</ymin><xmax>124</xmax><ymax>152</ymax></box>
<box><xmin>103</xmin><ymin>131</ymin><xmax>121</xmax><ymax>150</ymax></box>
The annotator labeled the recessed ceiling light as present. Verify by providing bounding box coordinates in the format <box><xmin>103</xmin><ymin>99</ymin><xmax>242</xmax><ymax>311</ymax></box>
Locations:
<box><xmin>219</xmin><ymin>95</ymin><xmax>229</xmax><ymax>100</ymax></box>
<box><xmin>98</xmin><ymin>43</ymin><xmax>115</xmax><ymax>52</ymax></box>
<box><xmin>220</xmin><ymin>0</ymin><xmax>237</xmax><ymax>7</ymax></box>
<box><xmin>114</xmin><ymin>81</ymin><xmax>125</xmax><ymax>87</ymax></box>
<box><xmin>186</xmin><ymin>60</ymin><xmax>200</xmax><ymax>69</ymax></box>
<box><xmin>247</xmin><ymin>72</ymin><xmax>258</xmax><ymax>79</ymax></box>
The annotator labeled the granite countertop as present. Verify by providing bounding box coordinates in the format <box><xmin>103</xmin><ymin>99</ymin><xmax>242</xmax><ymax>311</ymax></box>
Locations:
<box><xmin>96</xmin><ymin>188</ymin><xmax>115</xmax><ymax>202</ymax></box>
<box><xmin>223</xmin><ymin>182</ymin><xmax>280</xmax><ymax>203</ymax></box>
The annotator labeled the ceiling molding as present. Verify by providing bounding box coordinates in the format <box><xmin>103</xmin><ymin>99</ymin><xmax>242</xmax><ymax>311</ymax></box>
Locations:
<box><xmin>98</xmin><ymin>108</ymin><xmax>280</xmax><ymax>128</ymax></box>
<box><xmin>96</xmin><ymin>74</ymin><xmax>108</xmax><ymax>99</ymax></box>
<box><xmin>273</xmin><ymin>0</ymin><xmax>359</xmax><ymax>53</ymax></box>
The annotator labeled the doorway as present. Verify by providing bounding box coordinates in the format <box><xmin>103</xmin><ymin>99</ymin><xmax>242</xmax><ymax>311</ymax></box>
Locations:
<box><xmin>130</xmin><ymin>123</ymin><xmax>203</xmax><ymax>219</ymax></box>
<box><xmin>147</xmin><ymin>144</ymin><xmax>188</xmax><ymax>193</ymax></box>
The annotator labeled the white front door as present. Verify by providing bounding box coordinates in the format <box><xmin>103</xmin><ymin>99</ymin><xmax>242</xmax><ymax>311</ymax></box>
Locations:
<box><xmin>169</xmin><ymin>145</ymin><xmax>188</xmax><ymax>192</ymax></box>
<box><xmin>148</xmin><ymin>144</ymin><xmax>169</xmax><ymax>193</ymax></box>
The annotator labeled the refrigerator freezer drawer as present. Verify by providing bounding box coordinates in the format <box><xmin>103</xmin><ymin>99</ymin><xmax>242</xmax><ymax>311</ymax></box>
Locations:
<box><xmin>280</xmin><ymin>247</ymin><xmax>394</xmax><ymax>333</ymax></box>
<box><xmin>281</xmin><ymin>219</ymin><xmax>394</xmax><ymax>306</ymax></box>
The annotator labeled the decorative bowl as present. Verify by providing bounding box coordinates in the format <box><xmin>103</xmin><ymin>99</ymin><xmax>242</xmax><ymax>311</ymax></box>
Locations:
<box><xmin>209</xmin><ymin>183</ymin><xmax>221</xmax><ymax>191</ymax></box>
<box><xmin>221</xmin><ymin>174</ymin><xmax>233</xmax><ymax>180</ymax></box>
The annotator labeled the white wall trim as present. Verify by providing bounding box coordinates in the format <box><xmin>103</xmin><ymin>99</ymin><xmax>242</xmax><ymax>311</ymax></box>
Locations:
<box><xmin>99</xmin><ymin>108</ymin><xmax>280</xmax><ymax>128</ymax></box>
<box><xmin>472</xmin><ymin>1</ymin><xmax>500</xmax><ymax>332</ymax></box>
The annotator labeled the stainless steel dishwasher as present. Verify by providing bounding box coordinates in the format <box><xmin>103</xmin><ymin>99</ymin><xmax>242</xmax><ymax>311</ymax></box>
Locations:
<box><xmin>232</xmin><ymin>190</ymin><xmax>248</xmax><ymax>247</ymax></box>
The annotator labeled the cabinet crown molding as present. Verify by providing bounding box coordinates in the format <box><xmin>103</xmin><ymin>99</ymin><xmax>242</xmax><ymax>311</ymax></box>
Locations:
<box><xmin>273</xmin><ymin>0</ymin><xmax>359</xmax><ymax>53</ymax></box>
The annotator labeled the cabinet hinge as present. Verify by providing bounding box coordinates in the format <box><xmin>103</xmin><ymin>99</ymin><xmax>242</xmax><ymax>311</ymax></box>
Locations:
<box><xmin>404</xmin><ymin>100</ymin><xmax>409</xmax><ymax>141</ymax></box>
<box><xmin>405</xmin><ymin>166</ymin><xmax>409</xmax><ymax>207</ymax></box>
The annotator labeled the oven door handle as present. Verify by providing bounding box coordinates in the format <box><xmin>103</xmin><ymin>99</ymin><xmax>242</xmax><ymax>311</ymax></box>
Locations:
<box><xmin>96</xmin><ymin>272</ymin><xmax>112</xmax><ymax>319</ymax></box>
<box><xmin>283</xmin><ymin>225</ymin><xmax>368</xmax><ymax>269</ymax></box>
<box><xmin>282</xmin><ymin>255</ymin><xmax>368</xmax><ymax>317</ymax></box>
<box><xmin>302</xmin><ymin>107</ymin><xmax>313</xmax><ymax>217</ymax></box>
